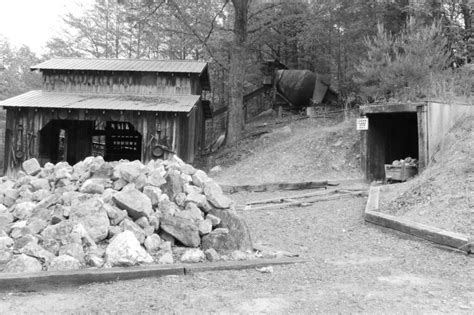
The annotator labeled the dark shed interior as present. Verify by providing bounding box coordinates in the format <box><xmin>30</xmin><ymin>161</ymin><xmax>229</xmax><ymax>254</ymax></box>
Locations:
<box><xmin>366</xmin><ymin>112</ymin><xmax>419</xmax><ymax>181</ymax></box>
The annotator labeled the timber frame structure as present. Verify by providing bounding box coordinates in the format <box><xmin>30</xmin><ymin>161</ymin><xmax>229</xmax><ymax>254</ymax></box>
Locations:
<box><xmin>360</xmin><ymin>101</ymin><xmax>474</xmax><ymax>181</ymax></box>
<box><xmin>0</xmin><ymin>58</ymin><xmax>211</xmax><ymax>174</ymax></box>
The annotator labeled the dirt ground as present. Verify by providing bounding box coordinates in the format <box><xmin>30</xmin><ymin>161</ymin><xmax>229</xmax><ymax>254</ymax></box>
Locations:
<box><xmin>1</xmin><ymin>191</ymin><xmax>472</xmax><ymax>314</ymax></box>
<box><xmin>379</xmin><ymin>116</ymin><xmax>473</xmax><ymax>236</ymax></box>
<box><xmin>206</xmin><ymin>113</ymin><xmax>362</xmax><ymax>185</ymax></box>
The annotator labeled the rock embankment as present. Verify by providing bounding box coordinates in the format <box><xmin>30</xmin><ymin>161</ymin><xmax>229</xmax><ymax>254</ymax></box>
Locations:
<box><xmin>0</xmin><ymin>156</ymin><xmax>252</xmax><ymax>273</ymax></box>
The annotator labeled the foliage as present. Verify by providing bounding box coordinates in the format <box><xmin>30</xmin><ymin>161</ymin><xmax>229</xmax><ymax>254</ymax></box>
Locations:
<box><xmin>0</xmin><ymin>37</ymin><xmax>42</xmax><ymax>100</ymax></box>
<box><xmin>355</xmin><ymin>20</ymin><xmax>453</xmax><ymax>102</ymax></box>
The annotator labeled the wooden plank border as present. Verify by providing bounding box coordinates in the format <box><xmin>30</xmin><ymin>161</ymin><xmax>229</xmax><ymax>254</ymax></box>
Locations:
<box><xmin>0</xmin><ymin>258</ymin><xmax>307</xmax><ymax>292</ymax></box>
<box><xmin>183</xmin><ymin>257</ymin><xmax>308</xmax><ymax>274</ymax></box>
<box><xmin>220</xmin><ymin>181</ymin><xmax>328</xmax><ymax>194</ymax></box>
<box><xmin>364</xmin><ymin>186</ymin><xmax>472</xmax><ymax>254</ymax></box>
<box><xmin>0</xmin><ymin>264</ymin><xmax>184</xmax><ymax>293</ymax></box>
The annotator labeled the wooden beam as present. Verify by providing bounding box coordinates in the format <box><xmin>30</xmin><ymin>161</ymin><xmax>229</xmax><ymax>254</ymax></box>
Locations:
<box><xmin>0</xmin><ymin>264</ymin><xmax>184</xmax><ymax>293</ymax></box>
<box><xmin>221</xmin><ymin>180</ymin><xmax>328</xmax><ymax>194</ymax></box>
<box><xmin>364</xmin><ymin>186</ymin><xmax>471</xmax><ymax>253</ymax></box>
<box><xmin>183</xmin><ymin>257</ymin><xmax>308</xmax><ymax>274</ymax></box>
<box><xmin>360</xmin><ymin>103</ymin><xmax>422</xmax><ymax>114</ymax></box>
<box><xmin>365</xmin><ymin>210</ymin><xmax>471</xmax><ymax>253</ymax></box>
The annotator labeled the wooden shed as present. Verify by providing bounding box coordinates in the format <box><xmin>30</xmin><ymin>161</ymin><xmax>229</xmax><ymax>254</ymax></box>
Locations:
<box><xmin>360</xmin><ymin>101</ymin><xmax>474</xmax><ymax>181</ymax></box>
<box><xmin>0</xmin><ymin>58</ymin><xmax>211</xmax><ymax>174</ymax></box>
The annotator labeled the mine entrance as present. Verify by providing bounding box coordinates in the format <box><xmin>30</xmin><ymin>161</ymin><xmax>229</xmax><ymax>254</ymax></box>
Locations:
<box><xmin>366</xmin><ymin>112</ymin><xmax>419</xmax><ymax>181</ymax></box>
<box><xmin>39</xmin><ymin>120</ymin><xmax>142</xmax><ymax>165</ymax></box>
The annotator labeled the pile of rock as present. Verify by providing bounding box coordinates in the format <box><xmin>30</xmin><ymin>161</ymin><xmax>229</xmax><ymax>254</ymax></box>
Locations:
<box><xmin>0</xmin><ymin>156</ymin><xmax>252</xmax><ymax>273</ymax></box>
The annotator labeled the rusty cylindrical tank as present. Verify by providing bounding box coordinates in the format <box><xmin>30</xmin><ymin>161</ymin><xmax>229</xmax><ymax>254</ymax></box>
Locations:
<box><xmin>275</xmin><ymin>70</ymin><xmax>317</xmax><ymax>108</ymax></box>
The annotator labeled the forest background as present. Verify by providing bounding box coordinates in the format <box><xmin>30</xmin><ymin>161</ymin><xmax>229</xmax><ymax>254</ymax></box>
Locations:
<box><xmin>0</xmin><ymin>0</ymin><xmax>472</xmax><ymax>143</ymax></box>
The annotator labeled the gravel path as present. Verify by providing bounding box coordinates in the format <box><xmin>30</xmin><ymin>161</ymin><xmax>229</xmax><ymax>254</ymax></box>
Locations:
<box><xmin>1</xmin><ymin>193</ymin><xmax>472</xmax><ymax>314</ymax></box>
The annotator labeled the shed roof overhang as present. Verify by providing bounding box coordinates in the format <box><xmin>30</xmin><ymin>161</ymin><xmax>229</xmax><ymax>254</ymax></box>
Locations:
<box><xmin>0</xmin><ymin>90</ymin><xmax>200</xmax><ymax>113</ymax></box>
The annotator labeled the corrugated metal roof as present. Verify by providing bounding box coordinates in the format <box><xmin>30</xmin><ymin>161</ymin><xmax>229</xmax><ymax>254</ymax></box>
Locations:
<box><xmin>0</xmin><ymin>90</ymin><xmax>199</xmax><ymax>113</ymax></box>
<box><xmin>31</xmin><ymin>58</ymin><xmax>208</xmax><ymax>74</ymax></box>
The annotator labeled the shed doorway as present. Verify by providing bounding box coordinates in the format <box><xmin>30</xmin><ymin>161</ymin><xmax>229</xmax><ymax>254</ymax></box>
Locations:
<box><xmin>366</xmin><ymin>112</ymin><xmax>419</xmax><ymax>181</ymax></box>
<box><xmin>39</xmin><ymin>119</ymin><xmax>142</xmax><ymax>166</ymax></box>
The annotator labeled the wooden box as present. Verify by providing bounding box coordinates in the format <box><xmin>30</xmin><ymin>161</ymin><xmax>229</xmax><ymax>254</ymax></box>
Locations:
<box><xmin>384</xmin><ymin>164</ymin><xmax>418</xmax><ymax>182</ymax></box>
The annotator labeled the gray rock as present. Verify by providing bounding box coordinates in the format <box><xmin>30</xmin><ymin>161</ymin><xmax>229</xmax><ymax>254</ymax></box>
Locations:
<box><xmin>70</xmin><ymin>196</ymin><xmax>110</xmax><ymax>243</ymax></box>
<box><xmin>185</xmin><ymin>202</ymin><xmax>204</xmax><ymax>218</ymax></box>
<box><xmin>3</xmin><ymin>189</ymin><xmax>19</xmax><ymax>207</ymax></box>
<box><xmin>60</xmin><ymin>191</ymin><xmax>81</xmax><ymax>206</ymax></box>
<box><xmin>198</xmin><ymin>219</ymin><xmax>213</xmax><ymax>236</ymax></box>
<box><xmin>158</xmin><ymin>231</ymin><xmax>175</xmax><ymax>246</ymax></box>
<box><xmin>31</xmin><ymin>189</ymin><xmax>52</xmax><ymax>202</ymax></box>
<box><xmin>113</xmin><ymin>178</ymin><xmax>128</xmax><ymax>191</ymax></box>
<box><xmin>203</xmin><ymin>181</ymin><xmax>234</xmax><ymax>209</ymax></box>
<box><xmin>134</xmin><ymin>174</ymin><xmax>147</xmax><ymax>191</ymax></box>
<box><xmin>85</xmin><ymin>253</ymin><xmax>104</xmax><ymax>268</ymax></box>
<box><xmin>0</xmin><ymin>212</ymin><xmax>14</xmax><ymax>233</ymax></box>
<box><xmin>105</xmin><ymin>231</ymin><xmax>153</xmax><ymax>267</ymax></box>
<box><xmin>180</xmin><ymin>173</ymin><xmax>192</xmax><ymax>184</ymax></box>
<box><xmin>35</xmin><ymin>193</ymin><xmax>61</xmax><ymax>210</ymax></box>
<box><xmin>191</xmin><ymin>170</ymin><xmax>209</xmax><ymax>188</ymax></box>
<box><xmin>204</xmin><ymin>248</ymin><xmax>219</xmax><ymax>262</ymax></box>
<box><xmin>163</xmin><ymin>170</ymin><xmax>184</xmax><ymax>201</ymax></box>
<box><xmin>120</xmin><ymin>219</ymin><xmax>146</xmax><ymax>244</ymax></box>
<box><xmin>204</xmin><ymin>209</ymin><xmax>252</xmax><ymax>253</ymax></box>
<box><xmin>160</xmin><ymin>215</ymin><xmax>200</xmax><ymax>248</ymax></box>
<box><xmin>10</xmin><ymin>221</ymin><xmax>31</xmax><ymax>239</ymax></box>
<box><xmin>41</xmin><ymin>221</ymin><xmax>82</xmax><ymax>246</ymax></box>
<box><xmin>30</xmin><ymin>178</ymin><xmax>50</xmax><ymax>192</ymax></box>
<box><xmin>59</xmin><ymin>243</ymin><xmax>85</xmax><ymax>262</ymax></box>
<box><xmin>180</xmin><ymin>248</ymin><xmax>205</xmax><ymax>263</ymax></box>
<box><xmin>51</xmin><ymin>205</ymin><xmax>66</xmax><ymax>225</ymax></box>
<box><xmin>143</xmin><ymin>186</ymin><xmax>162</xmax><ymax>206</ymax></box>
<box><xmin>113</xmin><ymin>189</ymin><xmax>153</xmax><ymax>220</ymax></box>
<box><xmin>48</xmin><ymin>255</ymin><xmax>81</xmax><ymax>271</ymax></box>
<box><xmin>80</xmin><ymin>178</ymin><xmax>106</xmax><ymax>194</ymax></box>
<box><xmin>20</xmin><ymin>242</ymin><xmax>55</xmax><ymax>265</ymax></box>
<box><xmin>135</xmin><ymin>217</ymin><xmax>154</xmax><ymax>236</ymax></box>
<box><xmin>12</xmin><ymin>202</ymin><xmax>36</xmax><ymax>220</ymax></box>
<box><xmin>104</xmin><ymin>203</ymin><xmax>127</xmax><ymax>226</ymax></box>
<box><xmin>158</xmin><ymin>252</ymin><xmax>174</xmax><ymax>264</ymax></box>
<box><xmin>4</xmin><ymin>254</ymin><xmax>42</xmax><ymax>273</ymax></box>
<box><xmin>185</xmin><ymin>192</ymin><xmax>207</xmax><ymax>209</ymax></box>
<box><xmin>0</xmin><ymin>236</ymin><xmax>14</xmax><ymax>251</ymax></box>
<box><xmin>231</xmin><ymin>250</ymin><xmax>250</xmax><ymax>261</ymax></box>
<box><xmin>26</xmin><ymin>218</ymin><xmax>49</xmax><ymax>235</ymax></box>
<box><xmin>114</xmin><ymin>161</ymin><xmax>142</xmax><ymax>183</ymax></box>
<box><xmin>183</xmin><ymin>183</ymin><xmax>202</xmax><ymax>195</ymax></box>
<box><xmin>157</xmin><ymin>196</ymin><xmax>178</xmax><ymax>216</ymax></box>
<box><xmin>174</xmin><ymin>192</ymin><xmax>187</xmax><ymax>207</ymax></box>
<box><xmin>108</xmin><ymin>225</ymin><xmax>122</xmax><ymax>239</ymax></box>
<box><xmin>144</xmin><ymin>234</ymin><xmax>162</xmax><ymax>252</ymax></box>
<box><xmin>22</xmin><ymin>158</ymin><xmax>42</xmax><ymax>176</ymax></box>
<box><xmin>53</xmin><ymin>163</ymin><xmax>72</xmax><ymax>181</ymax></box>
<box><xmin>0</xmin><ymin>250</ymin><xmax>12</xmax><ymax>264</ymax></box>
<box><xmin>12</xmin><ymin>235</ymin><xmax>38</xmax><ymax>251</ymax></box>
<box><xmin>175</xmin><ymin>208</ymin><xmax>203</xmax><ymax>222</ymax></box>
<box><xmin>149</xmin><ymin>214</ymin><xmax>160</xmax><ymax>232</ymax></box>
<box><xmin>206</xmin><ymin>214</ymin><xmax>221</xmax><ymax>227</ymax></box>
<box><xmin>180</xmin><ymin>163</ymin><xmax>197</xmax><ymax>176</ymax></box>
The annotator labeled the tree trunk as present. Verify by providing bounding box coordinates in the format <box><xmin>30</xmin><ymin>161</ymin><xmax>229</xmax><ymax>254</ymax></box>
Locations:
<box><xmin>227</xmin><ymin>0</ymin><xmax>249</xmax><ymax>145</ymax></box>
<box><xmin>462</xmin><ymin>0</ymin><xmax>473</xmax><ymax>62</ymax></box>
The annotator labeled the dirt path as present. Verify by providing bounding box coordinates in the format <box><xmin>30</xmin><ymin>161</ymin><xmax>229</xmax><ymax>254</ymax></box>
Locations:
<box><xmin>0</xmin><ymin>193</ymin><xmax>472</xmax><ymax>314</ymax></box>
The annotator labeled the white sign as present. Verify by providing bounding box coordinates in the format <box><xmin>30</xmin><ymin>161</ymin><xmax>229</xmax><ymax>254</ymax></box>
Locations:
<box><xmin>356</xmin><ymin>117</ymin><xmax>369</xmax><ymax>130</ymax></box>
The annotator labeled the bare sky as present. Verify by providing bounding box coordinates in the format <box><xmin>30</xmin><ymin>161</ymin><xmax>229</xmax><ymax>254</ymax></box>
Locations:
<box><xmin>0</xmin><ymin>0</ymin><xmax>94</xmax><ymax>55</ymax></box>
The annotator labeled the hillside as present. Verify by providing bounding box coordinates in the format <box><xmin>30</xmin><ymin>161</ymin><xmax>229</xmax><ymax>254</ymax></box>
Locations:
<box><xmin>203</xmin><ymin>112</ymin><xmax>362</xmax><ymax>186</ymax></box>
<box><xmin>380</xmin><ymin>115</ymin><xmax>473</xmax><ymax>235</ymax></box>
